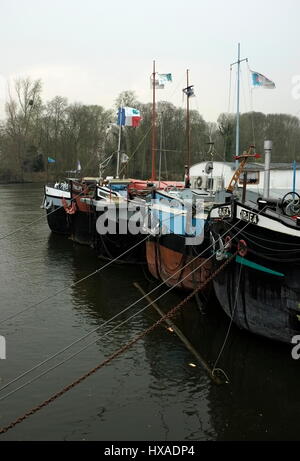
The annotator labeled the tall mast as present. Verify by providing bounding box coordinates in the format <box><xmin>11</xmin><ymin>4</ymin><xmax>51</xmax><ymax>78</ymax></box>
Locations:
<box><xmin>158</xmin><ymin>112</ymin><xmax>163</xmax><ymax>187</ymax></box>
<box><xmin>231</xmin><ymin>43</ymin><xmax>248</xmax><ymax>168</ymax></box>
<box><xmin>236</xmin><ymin>43</ymin><xmax>241</xmax><ymax>168</ymax></box>
<box><xmin>151</xmin><ymin>60</ymin><xmax>156</xmax><ymax>181</ymax></box>
<box><xmin>186</xmin><ymin>69</ymin><xmax>190</xmax><ymax>174</ymax></box>
<box><xmin>116</xmin><ymin>119</ymin><xmax>122</xmax><ymax>179</ymax></box>
<box><xmin>183</xmin><ymin>69</ymin><xmax>192</xmax><ymax>188</ymax></box>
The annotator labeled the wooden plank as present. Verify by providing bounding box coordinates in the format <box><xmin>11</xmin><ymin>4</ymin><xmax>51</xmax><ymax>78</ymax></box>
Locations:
<box><xmin>133</xmin><ymin>282</ymin><xmax>222</xmax><ymax>385</ymax></box>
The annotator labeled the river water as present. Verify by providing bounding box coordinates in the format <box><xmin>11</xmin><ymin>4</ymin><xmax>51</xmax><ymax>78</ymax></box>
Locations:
<box><xmin>0</xmin><ymin>183</ymin><xmax>299</xmax><ymax>441</ymax></box>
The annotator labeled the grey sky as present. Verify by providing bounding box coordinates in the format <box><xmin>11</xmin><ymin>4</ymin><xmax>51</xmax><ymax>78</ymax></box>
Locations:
<box><xmin>1</xmin><ymin>0</ymin><xmax>300</xmax><ymax>122</ymax></box>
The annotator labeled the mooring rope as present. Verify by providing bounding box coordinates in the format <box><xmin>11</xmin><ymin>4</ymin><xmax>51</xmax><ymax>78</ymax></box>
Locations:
<box><xmin>212</xmin><ymin>261</ymin><xmax>244</xmax><ymax>381</ymax></box>
<box><xmin>0</xmin><ymin>205</ymin><xmax>268</xmax><ymax>402</ymax></box>
<box><xmin>0</xmin><ymin>211</ymin><xmax>245</xmax><ymax>399</ymax></box>
<box><xmin>0</xmin><ymin>253</ymin><xmax>236</xmax><ymax>435</ymax></box>
<box><xmin>0</xmin><ymin>234</ymin><xmax>151</xmax><ymax>326</ymax></box>
<box><xmin>0</xmin><ymin>204</ymin><xmax>269</xmax><ymax>409</ymax></box>
<box><xmin>0</xmin><ymin>148</ymin><xmax>101</xmax><ymax>243</ymax></box>
<box><xmin>0</xmin><ymin>244</ymin><xmax>227</xmax><ymax>404</ymax></box>
<box><xmin>0</xmin><ymin>201</ymin><xmax>271</xmax><ymax>436</ymax></box>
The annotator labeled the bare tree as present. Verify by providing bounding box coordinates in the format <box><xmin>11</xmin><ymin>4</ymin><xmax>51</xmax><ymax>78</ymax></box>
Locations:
<box><xmin>5</xmin><ymin>77</ymin><xmax>42</xmax><ymax>180</ymax></box>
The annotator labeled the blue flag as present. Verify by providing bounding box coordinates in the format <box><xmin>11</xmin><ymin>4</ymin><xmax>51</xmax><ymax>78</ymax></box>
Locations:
<box><xmin>48</xmin><ymin>157</ymin><xmax>56</xmax><ymax>163</ymax></box>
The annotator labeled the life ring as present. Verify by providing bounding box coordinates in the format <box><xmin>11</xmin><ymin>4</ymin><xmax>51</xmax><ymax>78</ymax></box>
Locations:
<box><xmin>205</xmin><ymin>162</ymin><xmax>213</xmax><ymax>174</ymax></box>
<box><xmin>237</xmin><ymin>239</ymin><xmax>247</xmax><ymax>257</ymax></box>
<box><xmin>61</xmin><ymin>198</ymin><xmax>77</xmax><ymax>215</ymax></box>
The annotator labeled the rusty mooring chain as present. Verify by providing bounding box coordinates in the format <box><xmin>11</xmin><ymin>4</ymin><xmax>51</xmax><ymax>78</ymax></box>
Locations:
<box><xmin>0</xmin><ymin>252</ymin><xmax>236</xmax><ymax>435</ymax></box>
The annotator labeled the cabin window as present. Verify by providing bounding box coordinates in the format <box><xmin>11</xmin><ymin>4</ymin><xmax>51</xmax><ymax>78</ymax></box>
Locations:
<box><xmin>239</xmin><ymin>171</ymin><xmax>260</xmax><ymax>185</ymax></box>
<box><xmin>99</xmin><ymin>190</ymin><xmax>109</xmax><ymax>198</ymax></box>
<box><xmin>207</xmin><ymin>177</ymin><xmax>214</xmax><ymax>190</ymax></box>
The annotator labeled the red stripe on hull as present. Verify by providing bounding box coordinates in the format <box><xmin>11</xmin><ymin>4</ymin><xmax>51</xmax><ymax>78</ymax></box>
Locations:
<box><xmin>146</xmin><ymin>241</ymin><xmax>212</xmax><ymax>291</ymax></box>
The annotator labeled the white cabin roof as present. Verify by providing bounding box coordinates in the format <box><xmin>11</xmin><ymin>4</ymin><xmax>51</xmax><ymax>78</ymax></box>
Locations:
<box><xmin>189</xmin><ymin>161</ymin><xmax>300</xmax><ymax>195</ymax></box>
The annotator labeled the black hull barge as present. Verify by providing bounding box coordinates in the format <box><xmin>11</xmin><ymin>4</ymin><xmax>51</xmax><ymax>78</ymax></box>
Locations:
<box><xmin>210</xmin><ymin>195</ymin><xmax>300</xmax><ymax>344</ymax></box>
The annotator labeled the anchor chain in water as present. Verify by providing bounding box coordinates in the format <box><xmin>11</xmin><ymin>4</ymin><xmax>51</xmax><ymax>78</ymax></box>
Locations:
<box><xmin>0</xmin><ymin>252</ymin><xmax>236</xmax><ymax>435</ymax></box>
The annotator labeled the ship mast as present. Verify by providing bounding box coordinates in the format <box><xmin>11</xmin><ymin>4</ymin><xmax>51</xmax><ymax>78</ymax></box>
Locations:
<box><xmin>186</xmin><ymin>69</ymin><xmax>190</xmax><ymax>177</ymax></box>
<box><xmin>116</xmin><ymin>112</ymin><xmax>122</xmax><ymax>179</ymax></box>
<box><xmin>183</xmin><ymin>69</ymin><xmax>192</xmax><ymax>188</ymax></box>
<box><xmin>151</xmin><ymin>60</ymin><xmax>157</xmax><ymax>181</ymax></box>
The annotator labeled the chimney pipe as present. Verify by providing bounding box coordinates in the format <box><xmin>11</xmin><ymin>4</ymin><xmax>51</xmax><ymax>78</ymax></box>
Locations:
<box><xmin>263</xmin><ymin>140</ymin><xmax>272</xmax><ymax>199</ymax></box>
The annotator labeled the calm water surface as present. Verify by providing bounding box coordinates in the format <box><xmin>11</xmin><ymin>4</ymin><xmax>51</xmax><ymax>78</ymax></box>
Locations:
<box><xmin>0</xmin><ymin>183</ymin><xmax>299</xmax><ymax>441</ymax></box>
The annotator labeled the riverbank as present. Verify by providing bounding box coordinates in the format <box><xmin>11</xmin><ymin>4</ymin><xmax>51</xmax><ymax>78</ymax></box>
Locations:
<box><xmin>0</xmin><ymin>172</ymin><xmax>54</xmax><ymax>184</ymax></box>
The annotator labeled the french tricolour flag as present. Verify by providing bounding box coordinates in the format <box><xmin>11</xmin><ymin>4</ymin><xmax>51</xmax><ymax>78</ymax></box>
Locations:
<box><xmin>117</xmin><ymin>107</ymin><xmax>141</xmax><ymax>127</ymax></box>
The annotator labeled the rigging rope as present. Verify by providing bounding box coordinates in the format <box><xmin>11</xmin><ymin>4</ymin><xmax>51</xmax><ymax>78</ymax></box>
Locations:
<box><xmin>0</xmin><ymin>185</ymin><xmax>91</xmax><ymax>243</ymax></box>
<box><xmin>0</xmin><ymin>252</ymin><xmax>236</xmax><ymax>435</ymax></box>
<box><xmin>223</xmin><ymin>65</ymin><xmax>234</xmax><ymax>162</ymax></box>
<box><xmin>212</xmin><ymin>261</ymin><xmax>243</xmax><ymax>379</ymax></box>
<box><xmin>118</xmin><ymin>126</ymin><xmax>152</xmax><ymax>177</ymax></box>
<box><xmin>0</xmin><ymin>216</ymin><xmax>243</xmax><ymax>395</ymax></box>
<box><xmin>0</xmin><ymin>233</ymin><xmax>151</xmax><ymax>326</ymax></box>
<box><xmin>0</xmin><ymin>205</ymin><xmax>268</xmax><ymax>403</ymax></box>
<box><xmin>246</xmin><ymin>62</ymin><xmax>256</xmax><ymax>147</ymax></box>
<box><xmin>228</xmin><ymin>66</ymin><xmax>233</xmax><ymax>115</ymax></box>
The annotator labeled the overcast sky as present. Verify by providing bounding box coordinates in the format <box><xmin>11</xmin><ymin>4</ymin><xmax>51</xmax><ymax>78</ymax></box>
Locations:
<box><xmin>1</xmin><ymin>0</ymin><xmax>300</xmax><ymax>122</ymax></box>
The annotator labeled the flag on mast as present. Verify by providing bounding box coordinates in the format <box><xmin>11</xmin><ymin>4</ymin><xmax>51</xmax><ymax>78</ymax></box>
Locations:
<box><xmin>47</xmin><ymin>157</ymin><xmax>56</xmax><ymax>163</ymax></box>
<box><xmin>251</xmin><ymin>70</ymin><xmax>276</xmax><ymax>89</ymax></box>
<box><xmin>151</xmin><ymin>73</ymin><xmax>172</xmax><ymax>89</ymax></box>
<box><xmin>158</xmin><ymin>73</ymin><xmax>172</xmax><ymax>86</ymax></box>
<box><xmin>117</xmin><ymin>107</ymin><xmax>141</xmax><ymax>127</ymax></box>
<box><xmin>183</xmin><ymin>85</ymin><xmax>195</xmax><ymax>97</ymax></box>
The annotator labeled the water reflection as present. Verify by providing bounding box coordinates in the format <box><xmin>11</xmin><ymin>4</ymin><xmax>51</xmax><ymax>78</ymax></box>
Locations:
<box><xmin>1</xmin><ymin>184</ymin><xmax>299</xmax><ymax>440</ymax></box>
<box><xmin>47</xmin><ymin>228</ymin><xmax>300</xmax><ymax>440</ymax></box>
<box><xmin>46</xmin><ymin>232</ymin><xmax>216</xmax><ymax>440</ymax></box>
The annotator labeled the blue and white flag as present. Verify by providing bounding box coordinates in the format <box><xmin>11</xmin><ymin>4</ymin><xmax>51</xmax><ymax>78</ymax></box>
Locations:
<box><xmin>251</xmin><ymin>70</ymin><xmax>276</xmax><ymax>89</ymax></box>
<box><xmin>151</xmin><ymin>73</ymin><xmax>172</xmax><ymax>90</ymax></box>
<box><xmin>158</xmin><ymin>73</ymin><xmax>172</xmax><ymax>85</ymax></box>
<box><xmin>47</xmin><ymin>157</ymin><xmax>56</xmax><ymax>163</ymax></box>
<box><xmin>117</xmin><ymin>107</ymin><xmax>141</xmax><ymax>127</ymax></box>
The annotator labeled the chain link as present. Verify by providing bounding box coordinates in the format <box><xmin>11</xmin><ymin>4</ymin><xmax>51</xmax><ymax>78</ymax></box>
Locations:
<box><xmin>0</xmin><ymin>252</ymin><xmax>236</xmax><ymax>435</ymax></box>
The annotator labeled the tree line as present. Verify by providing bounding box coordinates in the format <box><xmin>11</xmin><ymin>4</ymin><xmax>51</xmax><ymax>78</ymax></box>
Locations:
<box><xmin>0</xmin><ymin>78</ymin><xmax>300</xmax><ymax>183</ymax></box>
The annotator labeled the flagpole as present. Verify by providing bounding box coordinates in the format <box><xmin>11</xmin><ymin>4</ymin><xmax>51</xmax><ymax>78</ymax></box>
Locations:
<box><xmin>158</xmin><ymin>112</ymin><xmax>163</xmax><ymax>188</ymax></box>
<box><xmin>151</xmin><ymin>60</ymin><xmax>156</xmax><ymax>181</ymax></box>
<box><xmin>116</xmin><ymin>124</ymin><xmax>122</xmax><ymax>179</ymax></box>
<box><xmin>236</xmin><ymin>43</ymin><xmax>240</xmax><ymax>168</ymax></box>
<box><xmin>116</xmin><ymin>104</ymin><xmax>122</xmax><ymax>179</ymax></box>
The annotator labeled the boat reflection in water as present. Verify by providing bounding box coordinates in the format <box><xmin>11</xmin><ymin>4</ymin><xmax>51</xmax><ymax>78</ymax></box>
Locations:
<box><xmin>43</xmin><ymin>177</ymin><xmax>185</xmax><ymax>264</ymax></box>
<box><xmin>45</xmin><ymin>232</ymin><xmax>300</xmax><ymax>441</ymax></box>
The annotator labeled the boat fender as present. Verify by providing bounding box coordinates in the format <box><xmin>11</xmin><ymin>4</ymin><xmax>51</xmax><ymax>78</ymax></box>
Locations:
<box><xmin>216</xmin><ymin>236</ymin><xmax>227</xmax><ymax>261</ymax></box>
<box><xmin>196</xmin><ymin>177</ymin><xmax>202</xmax><ymax>188</ymax></box>
<box><xmin>44</xmin><ymin>199</ymin><xmax>53</xmax><ymax>210</ymax></box>
<box><xmin>225</xmin><ymin>235</ymin><xmax>232</xmax><ymax>250</ymax></box>
<box><xmin>62</xmin><ymin>198</ymin><xmax>77</xmax><ymax>215</ymax></box>
<box><xmin>210</xmin><ymin>232</ymin><xmax>216</xmax><ymax>252</ymax></box>
<box><xmin>237</xmin><ymin>240</ymin><xmax>247</xmax><ymax>257</ymax></box>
